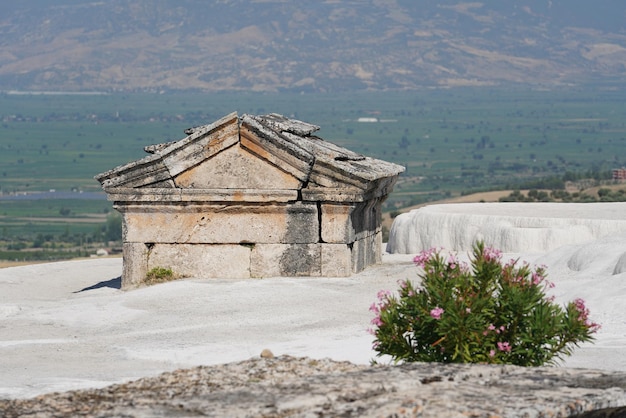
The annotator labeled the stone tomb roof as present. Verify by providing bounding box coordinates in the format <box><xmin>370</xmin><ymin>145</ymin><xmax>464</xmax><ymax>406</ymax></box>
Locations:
<box><xmin>95</xmin><ymin>112</ymin><xmax>405</xmax><ymax>204</ymax></box>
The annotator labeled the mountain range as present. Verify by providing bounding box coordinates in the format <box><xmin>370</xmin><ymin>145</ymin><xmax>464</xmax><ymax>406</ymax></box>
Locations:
<box><xmin>1</xmin><ymin>1</ymin><xmax>625</xmax><ymax>92</ymax></box>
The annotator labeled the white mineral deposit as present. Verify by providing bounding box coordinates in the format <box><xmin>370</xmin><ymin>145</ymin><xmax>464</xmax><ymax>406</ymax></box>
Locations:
<box><xmin>1</xmin><ymin>202</ymin><xmax>625</xmax><ymax>400</ymax></box>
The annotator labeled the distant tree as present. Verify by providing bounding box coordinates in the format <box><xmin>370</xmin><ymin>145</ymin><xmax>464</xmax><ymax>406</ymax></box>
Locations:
<box><xmin>105</xmin><ymin>212</ymin><xmax>123</xmax><ymax>242</ymax></box>
<box><xmin>32</xmin><ymin>234</ymin><xmax>45</xmax><ymax>248</ymax></box>
<box><xmin>536</xmin><ymin>191</ymin><xmax>550</xmax><ymax>201</ymax></box>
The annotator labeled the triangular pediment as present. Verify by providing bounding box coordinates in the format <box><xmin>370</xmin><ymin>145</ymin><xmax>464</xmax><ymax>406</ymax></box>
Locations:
<box><xmin>95</xmin><ymin>112</ymin><xmax>405</xmax><ymax>203</ymax></box>
<box><xmin>173</xmin><ymin>144</ymin><xmax>302</xmax><ymax>190</ymax></box>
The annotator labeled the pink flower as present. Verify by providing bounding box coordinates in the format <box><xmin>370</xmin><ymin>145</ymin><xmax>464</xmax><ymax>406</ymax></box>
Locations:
<box><xmin>371</xmin><ymin>316</ymin><xmax>383</xmax><ymax>327</ymax></box>
<box><xmin>532</xmin><ymin>272</ymin><xmax>543</xmax><ymax>285</ymax></box>
<box><xmin>573</xmin><ymin>298</ymin><xmax>587</xmax><ymax>312</ymax></box>
<box><xmin>447</xmin><ymin>253</ymin><xmax>458</xmax><ymax>269</ymax></box>
<box><xmin>489</xmin><ymin>350</ymin><xmax>496</xmax><ymax>358</ymax></box>
<box><xmin>573</xmin><ymin>298</ymin><xmax>590</xmax><ymax>322</ymax></box>
<box><xmin>572</xmin><ymin>298</ymin><xmax>601</xmax><ymax>333</ymax></box>
<box><xmin>413</xmin><ymin>248</ymin><xmax>436</xmax><ymax>268</ymax></box>
<box><xmin>587</xmin><ymin>321</ymin><xmax>601</xmax><ymax>333</ymax></box>
<box><xmin>497</xmin><ymin>341</ymin><xmax>512</xmax><ymax>352</ymax></box>
<box><xmin>483</xmin><ymin>246</ymin><xmax>502</xmax><ymax>262</ymax></box>
<box><xmin>430</xmin><ymin>307</ymin><xmax>444</xmax><ymax>320</ymax></box>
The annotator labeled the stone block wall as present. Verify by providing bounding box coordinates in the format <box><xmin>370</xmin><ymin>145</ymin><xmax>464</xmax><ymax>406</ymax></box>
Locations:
<box><xmin>116</xmin><ymin>197</ymin><xmax>385</xmax><ymax>288</ymax></box>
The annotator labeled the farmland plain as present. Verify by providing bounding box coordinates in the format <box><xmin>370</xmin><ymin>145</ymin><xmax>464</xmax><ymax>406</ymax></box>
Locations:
<box><xmin>1</xmin><ymin>87</ymin><xmax>625</xmax><ymax>260</ymax></box>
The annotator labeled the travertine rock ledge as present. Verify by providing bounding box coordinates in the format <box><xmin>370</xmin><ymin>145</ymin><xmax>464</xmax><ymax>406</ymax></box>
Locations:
<box><xmin>1</xmin><ymin>356</ymin><xmax>625</xmax><ymax>417</ymax></box>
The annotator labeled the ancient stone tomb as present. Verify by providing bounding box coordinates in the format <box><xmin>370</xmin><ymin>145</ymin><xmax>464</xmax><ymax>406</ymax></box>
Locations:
<box><xmin>96</xmin><ymin>112</ymin><xmax>404</xmax><ymax>288</ymax></box>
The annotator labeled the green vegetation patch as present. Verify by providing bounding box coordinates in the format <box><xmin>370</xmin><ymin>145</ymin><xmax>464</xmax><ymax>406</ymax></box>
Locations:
<box><xmin>145</xmin><ymin>267</ymin><xmax>181</xmax><ymax>286</ymax></box>
<box><xmin>2</xmin><ymin>88</ymin><xmax>625</xmax><ymax>201</ymax></box>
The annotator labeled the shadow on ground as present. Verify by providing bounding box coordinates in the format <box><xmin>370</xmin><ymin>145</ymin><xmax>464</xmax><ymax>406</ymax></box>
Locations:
<box><xmin>75</xmin><ymin>276</ymin><xmax>121</xmax><ymax>293</ymax></box>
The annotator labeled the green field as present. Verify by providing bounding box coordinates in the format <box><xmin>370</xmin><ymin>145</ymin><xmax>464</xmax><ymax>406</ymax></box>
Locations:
<box><xmin>1</xmin><ymin>88</ymin><xmax>625</xmax><ymax>259</ymax></box>
<box><xmin>2</xmin><ymin>88</ymin><xmax>624</xmax><ymax>195</ymax></box>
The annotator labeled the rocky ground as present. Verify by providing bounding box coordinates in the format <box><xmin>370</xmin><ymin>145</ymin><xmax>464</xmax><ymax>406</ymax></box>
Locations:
<box><xmin>2</xmin><ymin>355</ymin><xmax>626</xmax><ymax>418</ymax></box>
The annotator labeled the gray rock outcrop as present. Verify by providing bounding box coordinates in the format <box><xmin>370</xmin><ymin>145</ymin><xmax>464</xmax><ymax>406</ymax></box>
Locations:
<box><xmin>2</xmin><ymin>356</ymin><xmax>625</xmax><ymax>417</ymax></box>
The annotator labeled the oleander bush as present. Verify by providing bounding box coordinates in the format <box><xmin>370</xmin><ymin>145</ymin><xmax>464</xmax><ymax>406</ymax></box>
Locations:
<box><xmin>370</xmin><ymin>241</ymin><xmax>600</xmax><ymax>366</ymax></box>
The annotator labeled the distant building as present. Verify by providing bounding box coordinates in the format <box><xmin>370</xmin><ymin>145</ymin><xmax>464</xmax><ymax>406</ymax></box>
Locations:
<box><xmin>613</xmin><ymin>167</ymin><xmax>626</xmax><ymax>180</ymax></box>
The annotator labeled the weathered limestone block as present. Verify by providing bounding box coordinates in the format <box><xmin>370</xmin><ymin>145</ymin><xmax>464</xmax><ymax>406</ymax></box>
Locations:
<box><xmin>251</xmin><ymin>244</ymin><xmax>322</xmax><ymax>277</ymax></box>
<box><xmin>147</xmin><ymin>244</ymin><xmax>251</xmax><ymax>280</ymax></box>
<box><xmin>320</xmin><ymin>199</ymin><xmax>382</xmax><ymax>243</ymax></box>
<box><xmin>250</xmin><ymin>243</ymin><xmax>353</xmax><ymax>277</ymax></box>
<box><xmin>107</xmin><ymin>188</ymin><xmax>299</xmax><ymax>203</ymax></box>
<box><xmin>120</xmin><ymin>202</ymin><xmax>319</xmax><ymax>245</ymax></box>
<box><xmin>321</xmin><ymin>244</ymin><xmax>353</xmax><ymax>277</ymax></box>
<box><xmin>121</xmin><ymin>242</ymin><xmax>149</xmax><ymax>289</ymax></box>
<box><xmin>320</xmin><ymin>203</ymin><xmax>357</xmax><ymax>244</ymax></box>
<box><xmin>351</xmin><ymin>231</ymin><xmax>382</xmax><ymax>273</ymax></box>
